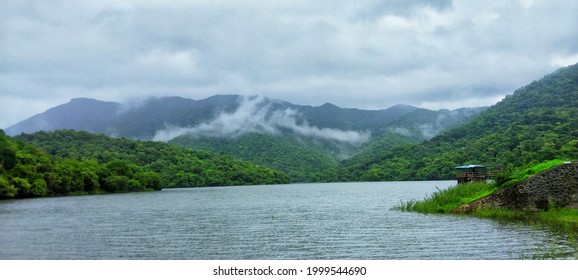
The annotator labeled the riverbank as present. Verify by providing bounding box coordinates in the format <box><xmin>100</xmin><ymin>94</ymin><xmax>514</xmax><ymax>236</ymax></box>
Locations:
<box><xmin>393</xmin><ymin>180</ymin><xmax>578</xmax><ymax>259</ymax></box>
<box><xmin>394</xmin><ymin>160</ymin><xmax>578</xmax><ymax>233</ymax></box>
<box><xmin>393</xmin><ymin>182</ymin><xmax>578</xmax><ymax>231</ymax></box>
<box><xmin>393</xmin><ymin>182</ymin><xmax>497</xmax><ymax>213</ymax></box>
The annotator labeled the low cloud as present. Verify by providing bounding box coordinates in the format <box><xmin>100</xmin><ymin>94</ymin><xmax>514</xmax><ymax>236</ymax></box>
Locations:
<box><xmin>153</xmin><ymin>96</ymin><xmax>371</xmax><ymax>144</ymax></box>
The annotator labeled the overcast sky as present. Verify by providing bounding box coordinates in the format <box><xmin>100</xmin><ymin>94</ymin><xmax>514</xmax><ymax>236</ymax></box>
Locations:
<box><xmin>1</xmin><ymin>0</ymin><xmax>577</xmax><ymax>129</ymax></box>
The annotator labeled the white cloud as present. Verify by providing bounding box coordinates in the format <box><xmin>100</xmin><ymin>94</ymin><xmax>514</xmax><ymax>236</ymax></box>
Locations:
<box><xmin>550</xmin><ymin>53</ymin><xmax>578</xmax><ymax>68</ymax></box>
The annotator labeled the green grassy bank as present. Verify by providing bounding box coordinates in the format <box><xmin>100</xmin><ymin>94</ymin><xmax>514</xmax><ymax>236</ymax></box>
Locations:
<box><xmin>393</xmin><ymin>160</ymin><xmax>578</xmax><ymax>232</ymax></box>
<box><xmin>393</xmin><ymin>182</ymin><xmax>497</xmax><ymax>214</ymax></box>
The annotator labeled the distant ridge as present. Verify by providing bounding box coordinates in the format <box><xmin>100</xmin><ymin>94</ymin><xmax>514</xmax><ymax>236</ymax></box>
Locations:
<box><xmin>5</xmin><ymin>98</ymin><xmax>120</xmax><ymax>135</ymax></box>
<box><xmin>6</xmin><ymin>94</ymin><xmax>484</xmax><ymax>142</ymax></box>
<box><xmin>8</xmin><ymin>94</ymin><xmax>485</xmax><ymax>182</ymax></box>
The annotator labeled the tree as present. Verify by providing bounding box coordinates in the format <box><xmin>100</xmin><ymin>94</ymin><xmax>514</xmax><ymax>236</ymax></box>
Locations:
<box><xmin>0</xmin><ymin>175</ymin><xmax>18</xmax><ymax>198</ymax></box>
<box><xmin>31</xmin><ymin>179</ymin><xmax>48</xmax><ymax>196</ymax></box>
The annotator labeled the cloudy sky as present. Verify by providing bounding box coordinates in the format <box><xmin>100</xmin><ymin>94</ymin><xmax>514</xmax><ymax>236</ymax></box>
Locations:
<box><xmin>1</xmin><ymin>0</ymin><xmax>577</xmax><ymax>129</ymax></box>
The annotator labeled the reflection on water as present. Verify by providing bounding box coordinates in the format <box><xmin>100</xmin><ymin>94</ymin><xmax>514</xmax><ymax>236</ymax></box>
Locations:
<box><xmin>0</xmin><ymin>181</ymin><xmax>575</xmax><ymax>259</ymax></box>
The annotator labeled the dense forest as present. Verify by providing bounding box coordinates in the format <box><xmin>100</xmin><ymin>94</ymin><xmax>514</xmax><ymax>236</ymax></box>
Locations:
<box><xmin>170</xmin><ymin>133</ymin><xmax>343</xmax><ymax>182</ymax></box>
<box><xmin>6</xmin><ymin>93</ymin><xmax>484</xmax><ymax>184</ymax></box>
<box><xmin>0</xmin><ymin>130</ymin><xmax>162</xmax><ymax>198</ymax></box>
<box><xmin>1</xmin><ymin>130</ymin><xmax>289</xmax><ymax>199</ymax></box>
<box><xmin>175</xmin><ymin>132</ymin><xmax>418</xmax><ymax>183</ymax></box>
<box><xmin>339</xmin><ymin>63</ymin><xmax>578</xmax><ymax>181</ymax></box>
<box><xmin>2</xmin><ymin>63</ymin><xmax>577</xmax><ymax>199</ymax></box>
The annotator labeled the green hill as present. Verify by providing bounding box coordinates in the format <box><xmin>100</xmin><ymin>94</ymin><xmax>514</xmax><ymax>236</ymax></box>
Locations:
<box><xmin>6</xmin><ymin>95</ymin><xmax>484</xmax><ymax>183</ymax></box>
<box><xmin>170</xmin><ymin>132</ymin><xmax>341</xmax><ymax>182</ymax></box>
<box><xmin>11</xmin><ymin>130</ymin><xmax>289</xmax><ymax>194</ymax></box>
<box><xmin>339</xmin><ymin>63</ymin><xmax>578</xmax><ymax>181</ymax></box>
<box><xmin>7</xmin><ymin>64</ymin><xmax>575</xmax><ymax>186</ymax></box>
<box><xmin>1</xmin><ymin>129</ymin><xmax>163</xmax><ymax>198</ymax></box>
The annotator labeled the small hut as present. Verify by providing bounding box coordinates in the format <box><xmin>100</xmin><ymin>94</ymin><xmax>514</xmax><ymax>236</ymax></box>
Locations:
<box><xmin>455</xmin><ymin>164</ymin><xmax>487</xmax><ymax>184</ymax></box>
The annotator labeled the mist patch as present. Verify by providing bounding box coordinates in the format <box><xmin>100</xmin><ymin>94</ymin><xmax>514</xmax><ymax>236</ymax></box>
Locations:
<box><xmin>153</xmin><ymin>96</ymin><xmax>370</xmax><ymax>144</ymax></box>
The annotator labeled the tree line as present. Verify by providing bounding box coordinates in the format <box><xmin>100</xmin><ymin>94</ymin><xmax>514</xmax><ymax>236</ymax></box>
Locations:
<box><xmin>1</xmin><ymin>129</ymin><xmax>289</xmax><ymax>199</ymax></box>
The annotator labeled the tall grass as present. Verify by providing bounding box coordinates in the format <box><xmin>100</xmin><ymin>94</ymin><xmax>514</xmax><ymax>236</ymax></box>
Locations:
<box><xmin>539</xmin><ymin>208</ymin><xmax>578</xmax><ymax>231</ymax></box>
<box><xmin>393</xmin><ymin>182</ymin><xmax>498</xmax><ymax>213</ymax></box>
<box><xmin>474</xmin><ymin>207</ymin><xmax>578</xmax><ymax>228</ymax></box>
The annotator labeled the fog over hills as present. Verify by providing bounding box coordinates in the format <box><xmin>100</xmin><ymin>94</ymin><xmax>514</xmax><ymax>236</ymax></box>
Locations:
<box><xmin>5</xmin><ymin>94</ymin><xmax>485</xmax><ymax>182</ymax></box>
<box><xmin>6</xmin><ymin>94</ymin><xmax>484</xmax><ymax>144</ymax></box>
<box><xmin>7</xmin><ymin>63</ymin><xmax>578</xmax><ymax>183</ymax></box>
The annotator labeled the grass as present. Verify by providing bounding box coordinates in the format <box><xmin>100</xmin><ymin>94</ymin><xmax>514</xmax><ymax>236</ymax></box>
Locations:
<box><xmin>500</xmin><ymin>159</ymin><xmax>567</xmax><ymax>188</ymax></box>
<box><xmin>393</xmin><ymin>182</ymin><xmax>498</xmax><ymax>213</ymax></box>
<box><xmin>538</xmin><ymin>208</ymin><xmax>578</xmax><ymax>231</ymax></box>
<box><xmin>473</xmin><ymin>207</ymin><xmax>578</xmax><ymax>233</ymax></box>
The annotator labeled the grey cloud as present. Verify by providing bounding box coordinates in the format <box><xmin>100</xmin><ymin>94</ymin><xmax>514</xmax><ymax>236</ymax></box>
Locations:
<box><xmin>357</xmin><ymin>0</ymin><xmax>453</xmax><ymax>20</ymax></box>
<box><xmin>1</xmin><ymin>0</ymin><xmax>577</xmax><ymax>129</ymax></box>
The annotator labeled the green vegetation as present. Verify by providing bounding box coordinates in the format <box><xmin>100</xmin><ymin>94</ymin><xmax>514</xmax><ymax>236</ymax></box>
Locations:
<box><xmin>7</xmin><ymin>94</ymin><xmax>485</xmax><ymax>183</ymax></box>
<box><xmin>498</xmin><ymin>159</ymin><xmax>566</xmax><ymax>187</ymax></box>
<box><xmin>339</xmin><ymin>63</ymin><xmax>578</xmax><ymax>181</ymax></box>
<box><xmin>538</xmin><ymin>208</ymin><xmax>578</xmax><ymax>231</ymax></box>
<box><xmin>388</xmin><ymin>64</ymin><xmax>578</xmax><ymax>237</ymax></box>
<box><xmin>170</xmin><ymin>133</ymin><xmax>342</xmax><ymax>182</ymax></box>
<box><xmin>15</xmin><ymin>130</ymin><xmax>290</xmax><ymax>190</ymax></box>
<box><xmin>474</xmin><ymin>208</ymin><xmax>578</xmax><ymax>232</ymax></box>
<box><xmin>395</xmin><ymin>159</ymin><xmax>578</xmax><ymax>234</ymax></box>
<box><xmin>394</xmin><ymin>159</ymin><xmax>572</xmax><ymax>214</ymax></box>
<box><xmin>2</xmin><ymin>130</ymin><xmax>289</xmax><ymax>199</ymax></box>
<box><xmin>393</xmin><ymin>182</ymin><xmax>498</xmax><ymax>213</ymax></box>
<box><xmin>338</xmin><ymin>133</ymin><xmax>421</xmax><ymax>181</ymax></box>
<box><xmin>3</xmin><ymin>63</ymin><xmax>577</xmax><ymax>202</ymax></box>
<box><xmin>1</xmin><ymin>130</ymin><xmax>162</xmax><ymax>199</ymax></box>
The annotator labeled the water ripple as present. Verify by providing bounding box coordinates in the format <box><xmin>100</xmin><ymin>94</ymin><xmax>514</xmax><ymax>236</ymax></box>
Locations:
<box><xmin>0</xmin><ymin>181</ymin><xmax>573</xmax><ymax>259</ymax></box>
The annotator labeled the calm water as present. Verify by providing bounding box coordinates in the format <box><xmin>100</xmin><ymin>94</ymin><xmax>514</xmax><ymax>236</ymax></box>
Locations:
<box><xmin>0</xmin><ymin>181</ymin><xmax>575</xmax><ymax>259</ymax></box>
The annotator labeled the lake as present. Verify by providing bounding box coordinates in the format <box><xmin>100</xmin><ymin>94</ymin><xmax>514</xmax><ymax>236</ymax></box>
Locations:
<box><xmin>0</xmin><ymin>181</ymin><xmax>575</xmax><ymax>259</ymax></box>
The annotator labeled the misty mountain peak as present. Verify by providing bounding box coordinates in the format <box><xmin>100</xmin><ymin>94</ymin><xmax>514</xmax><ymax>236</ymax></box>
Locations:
<box><xmin>5</xmin><ymin>98</ymin><xmax>120</xmax><ymax>136</ymax></box>
<box><xmin>319</xmin><ymin>102</ymin><xmax>339</xmax><ymax>109</ymax></box>
<box><xmin>69</xmin><ymin>97</ymin><xmax>105</xmax><ymax>103</ymax></box>
<box><xmin>6</xmin><ymin>94</ymin><xmax>484</xmax><ymax>142</ymax></box>
<box><xmin>390</xmin><ymin>104</ymin><xmax>418</xmax><ymax>110</ymax></box>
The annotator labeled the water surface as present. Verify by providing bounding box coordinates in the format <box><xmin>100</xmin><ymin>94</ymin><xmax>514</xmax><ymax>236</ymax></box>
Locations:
<box><xmin>0</xmin><ymin>181</ymin><xmax>574</xmax><ymax>259</ymax></box>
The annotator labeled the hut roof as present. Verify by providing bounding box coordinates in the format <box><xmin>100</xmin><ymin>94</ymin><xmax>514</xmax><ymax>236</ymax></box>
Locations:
<box><xmin>455</xmin><ymin>164</ymin><xmax>485</xmax><ymax>169</ymax></box>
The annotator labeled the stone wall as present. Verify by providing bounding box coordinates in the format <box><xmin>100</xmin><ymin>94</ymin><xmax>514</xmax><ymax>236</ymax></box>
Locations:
<box><xmin>452</xmin><ymin>163</ymin><xmax>578</xmax><ymax>214</ymax></box>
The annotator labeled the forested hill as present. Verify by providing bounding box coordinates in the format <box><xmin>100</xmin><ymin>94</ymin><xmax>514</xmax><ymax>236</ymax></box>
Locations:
<box><xmin>339</xmin><ymin>63</ymin><xmax>578</xmax><ymax>181</ymax></box>
<box><xmin>5</xmin><ymin>94</ymin><xmax>484</xmax><ymax>183</ymax></box>
<box><xmin>170</xmin><ymin>133</ymin><xmax>341</xmax><ymax>183</ymax></box>
<box><xmin>5</xmin><ymin>95</ymin><xmax>482</xmax><ymax>142</ymax></box>
<box><xmin>1</xmin><ymin>129</ymin><xmax>163</xmax><ymax>198</ymax></box>
<box><xmin>1</xmin><ymin>130</ymin><xmax>289</xmax><ymax>199</ymax></box>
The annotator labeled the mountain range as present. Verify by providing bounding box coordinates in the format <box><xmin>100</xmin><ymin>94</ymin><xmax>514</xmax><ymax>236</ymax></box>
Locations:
<box><xmin>6</xmin><ymin>63</ymin><xmax>577</xmax><ymax>183</ymax></box>
<box><xmin>5</xmin><ymin>95</ymin><xmax>484</xmax><ymax>142</ymax></box>
<box><xmin>5</xmin><ymin>95</ymin><xmax>485</xmax><ymax>182</ymax></box>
